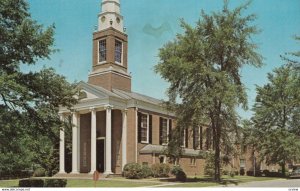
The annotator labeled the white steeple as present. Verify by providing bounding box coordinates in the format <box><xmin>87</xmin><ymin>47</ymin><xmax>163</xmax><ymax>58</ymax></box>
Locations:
<box><xmin>98</xmin><ymin>0</ymin><xmax>124</xmax><ymax>32</ymax></box>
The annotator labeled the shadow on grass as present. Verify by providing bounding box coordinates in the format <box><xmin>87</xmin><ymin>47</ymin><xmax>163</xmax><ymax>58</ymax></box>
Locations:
<box><xmin>157</xmin><ymin>176</ymin><xmax>239</xmax><ymax>185</ymax></box>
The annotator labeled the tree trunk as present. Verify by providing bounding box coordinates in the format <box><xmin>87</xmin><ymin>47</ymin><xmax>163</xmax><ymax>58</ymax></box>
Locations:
<box><xmin>213</xmin><ymin>121</ymin><xmax>221</xmax><ymax>182</ymax></box>
<box><xmin>281</xmin><ymin>162</ymin><xmax>286</xmax><ymax>177</ymax></box>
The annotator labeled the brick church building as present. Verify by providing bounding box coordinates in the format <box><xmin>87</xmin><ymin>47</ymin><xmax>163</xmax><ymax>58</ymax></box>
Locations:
<box><xmin>57</xmin><ymin>0</ymin><xmax>280</xmax><ymax>177</ymax></box>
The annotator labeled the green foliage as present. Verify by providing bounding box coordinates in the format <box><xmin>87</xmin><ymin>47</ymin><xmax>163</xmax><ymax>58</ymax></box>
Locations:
<box><xmin>204</xmin><ymin>151</ymin><xmax>215</xmax><ymax>177</ymax></box>
<box><xmin>155</xmin><ymin>0</ymin><xmax>262</xmax><ymax>181</ymax></box>
<box><xmin>44</xmin><ymin>179</ymin><xmax>67</xmax><ymax>187</ymax></box>
<box><xmin>19</xmin><ymin>179</ymin><xmax>44</xmax><ymax>187</ymax></box>
<box><xmin>250</xmin><ymin>64</ymin><xmax>300</xmax><ymax>176</ymax></box>
<box><xmin>151</xmin><ymin>163</ymin><xmax>170</xmax><ymax>178</ymax></box>
<box><xmin>240</xmin><ymin>168</ymin><xmax>245</xmax><ymax>176</ymax></box>
<box><xmin>141</xmin><ymin>165</ymin><xmax>153</xmax><ymax>178</ymax></box>
<box><xmin>0</xmin><ymin>0</ymin><xmax>78</xmax><ymax>174</ymax></box>
<box><xmin>123</xmin><ymin>163</ymin><xmax>143</xmax><ymax>179</ymax></box>
<box><xmin>33</xmin><ymin>168</ymin><xmax>46</xmax><ymax>177</ymax></box>
<box><xmin>171</xmin><ymin>165</ymin><xmax>187</xmax><ymax>182</ymax></box>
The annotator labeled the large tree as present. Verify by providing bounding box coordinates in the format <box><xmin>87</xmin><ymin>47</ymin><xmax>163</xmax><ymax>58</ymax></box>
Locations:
<box><xmin>0</xmin><ymin>0</ymin><xmax>77</xmax><ymax>173</ymax></box>
<box><xmin>155</xmin><ymin>1</ymin><xmax>262</xmax><ymax>181</ymax></box>
<box><xmin>251</xmin><ymin>64</ymin><xmax>300</xmax><ymax>176</ymax></box>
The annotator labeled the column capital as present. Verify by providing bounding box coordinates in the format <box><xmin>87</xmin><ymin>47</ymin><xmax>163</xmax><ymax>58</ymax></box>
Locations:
<box><xmin>71</xmin><ymin>110</ymin><xmax>78</xmax><ymax>115</ymax></box>
<box><xmin>89</xmin><ymin>107</ymin><xmax>96</xmax><ymax>111</ymax></box>
<box><xmin>104</xmin><ymin>104</ymin><xmax>113</xmax><ymax>110</ymax></box>
<box><xmin>122</xmin><ymin>109</ymin><xmax>128</xmax><ymax>114</ymax></box>
<box><xmin>58</xmin><ymin>112</ymin><xmax>65</xmax><ymax>116</ymax></box>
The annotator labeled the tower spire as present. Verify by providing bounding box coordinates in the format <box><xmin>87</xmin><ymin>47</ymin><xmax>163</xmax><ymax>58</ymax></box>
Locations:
<box><xmin>98</xmin><ymin>0</ymin><xmax>124</xmax><ymax>32</ymax></box>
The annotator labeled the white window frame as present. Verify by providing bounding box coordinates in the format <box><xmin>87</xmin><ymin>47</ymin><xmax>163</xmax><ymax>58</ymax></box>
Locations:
<box><xmin>159</xmin><ymin>155</ymin><xmax>167</xmax><ymax>164</ymax></box>
<box><xmin>98</xmin><ymin>39</ymin><xmax>107</xmax><ymax>64</ymax></box>
<box><xmin>161</xmin><ymin>117</ymin><xmax>170</xmax><ymax>145</ymax></box>
<box><xmin>240</xmin><ymin>159</ymin><xmax>245</xmax><ymax>168</ymax></box>
<box><xmin>190</xmin><ymin>157</ymin><xmax>196</xmax><ymax>166</ymax></box>
<box><xmin>181</xmin><ymin>130</ymin><xmax>186</xmax><ymax>148</ymax></box>
<box><xmin>140</xmin><ymin>113</ymin><xmax>149</xmax><ymax>144</ymax></box>
<box><xmin>115</xmin><ymin>39</ymin><xmax>123</xmax><ymax>65</ymax></box>
<box><xmin>194</xmin><ymin>126</ymin><xmax>201</xmax><ymax>150</ymax></box>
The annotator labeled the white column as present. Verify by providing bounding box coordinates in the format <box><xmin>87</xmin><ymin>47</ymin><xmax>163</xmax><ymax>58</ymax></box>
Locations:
<box><xmin>71</xmin><ymin>112</ymin><xmax>79</xmax><ymax>174</ymax></box>
<box><xmin>90</xmin><ymin>108</ymin><xmax>97</xmax><ymax>173</ymax></box>
<box><xmin>59</xmin><ymin>114</ymin><xmax>66</xmax><ymax>174</ymax></box>
<box><xmin>104</xmin><ymin>105</ymin><xmax>113</xmax><ymax>175</ymax></box>
<box><xmin>121</xmin><ymin>109</ymin><xmax>128</xmax><ymax>170</ymax></box>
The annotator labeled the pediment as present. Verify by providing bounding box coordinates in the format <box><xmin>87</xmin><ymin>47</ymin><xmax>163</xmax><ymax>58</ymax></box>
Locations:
<box><xmin>77</xmin><ymin>81</ymin><xmax>110</xmax><ymax>100</ymax></box>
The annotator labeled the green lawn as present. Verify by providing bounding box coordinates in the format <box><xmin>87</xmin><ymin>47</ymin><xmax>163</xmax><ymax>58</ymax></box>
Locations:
<box><xmin>162</xmin><ymin>182</ymin><xmax>219</xmax><ymax>187</ymax></box>
<box><xmin>0</xmin><ymin>179</ymin><xmax>160</xmax><ymax>188</ymax></box>
<box><xmin>0</xmin><ymin>179</ymin><xmax>19</xmax><ymax>187</ymax></box>
<box><xmin>67</xmin><ymin>179</ymin><xmax>160</xmax><ymax>187</ymax></box>
<box><xmin>0</xmin><ymin>176</ymin><xmax>284</xmax><ymax>188</ymax></box>
<box><xmin>161</xmin><ymin>176</ymin><xmax>284</xmax><ymax>187</ymax></box>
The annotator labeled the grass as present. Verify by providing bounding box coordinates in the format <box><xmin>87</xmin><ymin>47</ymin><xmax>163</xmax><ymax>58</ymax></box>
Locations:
<box><xmin>0</xmin><ymin>176</ymin><xmax>284</xmax><ymax>188</ymax></box>
<box><xmin>66</xmin><ymin>179</ymin><xmax>160</xmax><ymax>187</ymax></box>
<box><xmin>0</xmin><ymin>179</ymin><xmax>19</xmax><ymax>187</ymax></box>
<box><xmin>0</xmin><ymin>179</ymin><xmax>160</xmax><ymax>188</ymax></box>
<box><xmin>158</xmin><ymin>175</ymin><xmax>284</xmax><ymax>187</ymax></box>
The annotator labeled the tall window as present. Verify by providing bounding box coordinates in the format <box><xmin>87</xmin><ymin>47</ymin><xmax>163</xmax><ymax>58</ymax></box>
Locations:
<box><xmin>240</xmin><ymin>159</ymin><xmax>245</xmax><ymax>168</ymax></box>
<box><xmin>99</xmin><ymin>39</ymin><xmax>106</xmax><ymax>62</ymax></box>
<box><xmin>181</xmin><ymin>129</ymin><xmax>188</xmax><ymax>148</ymax></box>
<box><xmin>193</xmin><ymin>126</ymin><xmax>203</xmax><ymax>150</ymax></box>
<box><xmin>115</xmin><ymin>40</ymin><xmax>122</xmax><ymax>63</ymax></box>
<box><xmin>141</xmin><ymin>113</ymin><xmax>148</xmax><ymax>143</ymax></box>
<box><xmin>161</xmin><ymin>118</ymin><xmax>168</xmax><ymax>145</ymax></box>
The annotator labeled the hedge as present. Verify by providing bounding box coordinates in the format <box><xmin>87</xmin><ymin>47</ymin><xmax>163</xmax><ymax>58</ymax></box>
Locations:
<box><xmin>19</xmin><ymin>179</ymin><xmax>67</xmax><ymax>187</ymax></box>
<box><xmin>123</xmin><ymin>163</ymin><xmax>143</xmax><ymax>179</ymax></box>
<box><xmin>0</xmin><ymin>170</ymin><xmax>33</xmax><ymax>180</ymax></box>
<box><xmin>171</xmin><ymin>166</ymin><xmax>186</xmax><ymax>182</ymax></box>
<box><xmin>44</xmin><ymin>179</ymin><xmax>67</xmax><ymax>187</ymax></box>
<box><xmin>151</xmin><ymin>163</ymin><xmax>170</xmax><ymax>178</ymax></box>
<box><xmin>19</xmin><ymin>179</ymin><xmax>44</xmax><ymax>187</ymax></box>
<box><xmin>246</xmin><ymin>170</ymin><xmax>262</xmax><ymax>177</ymax></box>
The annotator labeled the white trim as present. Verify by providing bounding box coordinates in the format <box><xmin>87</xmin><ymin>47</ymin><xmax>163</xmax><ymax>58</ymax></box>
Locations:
<box><xmin>97</xmin><ymin>38</ymin><xmax>107</xmax><ymax>64</ymax></box>
<box><xmin>59</xmin><ymin>114</ymin><xmax>66</xmax><ymax>174</ymax></box>
<box><xmin>160</xmin><ymin>117</ymin><xmax>170</xmax><ymax>145</ymax></box>
<box><xmin>77</xmin><ymin>115</ymin><xmax>81</xmax><ymax>172</ymax></box>
<box><xmin>89</xmin><ymin>108</ymin><xmax>97</xmax><ymax>174</ymax></box>
<box><xmin>190</xmin><ymin>157</ymin><xmax>196</xmax><ymax>166</ymax></box>
<box><xmin>182</xmin><ymin>130</ymin><xmax>186</xmax><ymax>148</ymax></box>
<box><xmin>89</xmin><ymin>70</ymin><xmax>131</xmax><ymax>79</ymax></box>
<box><xmin>159</xmin><ymin>155</ymin><xmax>167</xmax><ymax>164</ymax></box>
<box><xmin>140</xmin><ymin>112</ymin><xmax>149</xmax><ymax>144</ymax></box>
<box><xmin>115</xmin><ymin>39</ymin><xmax>123</xmax><ymax>65</ymax></box>
<box><xmin>121</xmin><ymin>109</ymin><xmax>127</xmax><ymax>170</ymax></box>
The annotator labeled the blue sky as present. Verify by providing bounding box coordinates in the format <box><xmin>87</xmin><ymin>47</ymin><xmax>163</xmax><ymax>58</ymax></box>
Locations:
<box><xmin>26</xmin><ymin>0</ymin><xmax>300</xmax><ymax>119</ymax></box>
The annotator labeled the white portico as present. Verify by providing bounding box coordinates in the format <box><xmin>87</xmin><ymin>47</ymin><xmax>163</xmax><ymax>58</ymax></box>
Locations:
<box><xmin>58</xmin><ymin>82</ymin><xmax>130</xmax><ymax>176</ymax></box>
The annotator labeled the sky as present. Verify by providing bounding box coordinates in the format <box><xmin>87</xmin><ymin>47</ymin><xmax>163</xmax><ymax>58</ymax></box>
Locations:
<box><xmin>26</xmin><ymin>0</ymin><xmax>300</xmax><ymax>119</ymax></box>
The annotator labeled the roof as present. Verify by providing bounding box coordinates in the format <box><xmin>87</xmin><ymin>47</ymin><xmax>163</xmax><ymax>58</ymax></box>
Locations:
<box><xmin>139</xmin><ymin>145</ymin><xmax>206</xmax><ymax>158</ymax></box>
<box><xmin>113</xmin><ymin>89</ymin><xmax>163</xmax><ymax>105</ymax></box>
<box><xmin>79</xmin><ymin>81</ymin><xmax>123</xmax><ymax>99</ymax></box>
<box><xmin>79</xmin><ymin>81</ymin><xmax>164</xmax><ymax>105</ymax></box>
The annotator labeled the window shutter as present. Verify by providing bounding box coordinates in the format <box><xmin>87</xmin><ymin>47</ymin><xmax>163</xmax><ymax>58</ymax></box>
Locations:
<box><xmin>138</xmin><ymin>112</ymin><xmax>142</xmax><ymax>143</ymax></box>
<box><xmin>149</xmin><ymin>115</ymin><xmax>152</xmax><ymax>144</ymax></box>
<box><xmin>200</xmin><ymin>126</ymin><xmax>203</xmax><ymax>150</ymax></box>
<box><xmin>168</xmin><ymin>119</ymin><xmax>172</xmax><ymax>142</ymax></box>
<box><xmin>159</xmin><ymin>117</ymin><xmax>162</xmax><ymax>145</ymax></box>
<box><xmin>193</xmin><ymin>127</ymin><xmax>196</xmax><ymax>150</ymax></box>
<box><xmin>185</xmin><ymin>128</ymin><xmax>189</xmax><ymax>148</ymax></box>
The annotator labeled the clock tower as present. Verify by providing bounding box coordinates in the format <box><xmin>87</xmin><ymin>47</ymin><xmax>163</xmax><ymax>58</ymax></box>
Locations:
<box><xmin>88</xmin><ymin>0</ymin><xmax>131</xmax><ymax>92</ymax></box>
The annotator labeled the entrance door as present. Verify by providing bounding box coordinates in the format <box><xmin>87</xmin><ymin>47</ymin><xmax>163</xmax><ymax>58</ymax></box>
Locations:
<box><xmin>96</xmin><ymin>139</ymin><xmax>105</xmax><ymax>173</ymax></box>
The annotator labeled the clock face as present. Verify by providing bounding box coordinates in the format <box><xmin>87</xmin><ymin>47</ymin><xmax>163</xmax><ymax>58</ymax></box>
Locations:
<box><xmin>101</xmin><ymin>16</ymin><xmax>106</xmax><ymax>23</ymax></box>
